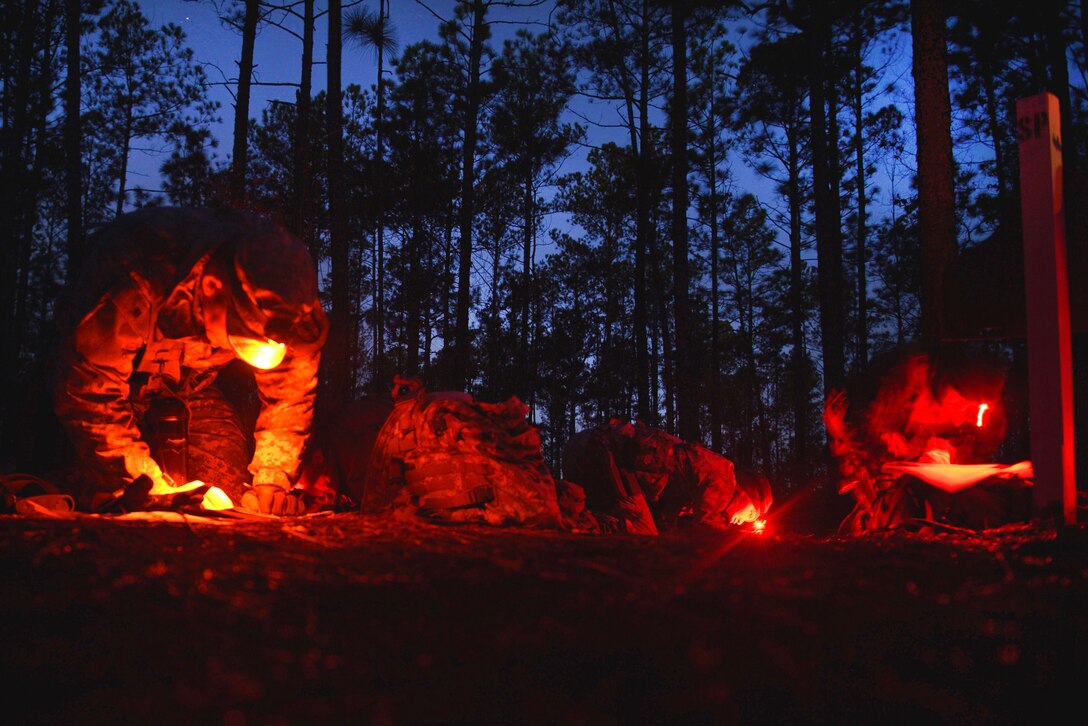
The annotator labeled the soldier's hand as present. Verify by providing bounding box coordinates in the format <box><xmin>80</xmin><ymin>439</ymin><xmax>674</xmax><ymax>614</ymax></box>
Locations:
<box><xmin>240</xmin><ymin>470</ymin><xmax>306</xmax><ymax>516</ymax></box>
<box><xmin>241</xmin><ymin>484</ymin><xmax>306</xmax><ymax>516</ymax></box>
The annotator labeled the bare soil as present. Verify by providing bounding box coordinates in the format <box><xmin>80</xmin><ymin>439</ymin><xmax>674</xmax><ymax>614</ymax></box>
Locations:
<box><xmin>2</xmin><ymin>505</ymin><xmax>1086</xmax><ymax>725</ymax></box>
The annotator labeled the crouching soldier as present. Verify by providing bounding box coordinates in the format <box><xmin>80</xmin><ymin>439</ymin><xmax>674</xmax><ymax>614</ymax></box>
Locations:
<box><xmin>561</xmin><ymin>419</ymin><xmax>773</xmax><ymax>535</ymax></box>
<box><xmin>53</xmin><ymin>206</ymin><xmax>328</xmax><ymax>515</ymax></box>
<box><xmin>357</xmin><ymin>377</ymin><xmax>562</xmax><ymax>528</ymax></box>
<box><xmin>290</xmin><ymin>377</ymin><xmax>565</xmax><ymax>529</ymax></box>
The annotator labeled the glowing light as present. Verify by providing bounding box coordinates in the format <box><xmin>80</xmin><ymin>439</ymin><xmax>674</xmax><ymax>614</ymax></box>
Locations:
<box><xmin>229</xmin><ymin>336</ymin><xmax>287</xmax><ymax>369</ymax></box>
<box><xmin>881</xmin><ymin>460</ymin><xmax>1033</xmax><ymax>492</ymax></box>
<box><xmin>752</xmin><ymin>519</ymin><xmax>766</xmax><ymax>533</ymax></box>
<box><xmin>730</xmin><ymin>502</ymin><xmax>760</xmax><ymax>525</ymax></box>
<box><xmin>201</xmin><ymin>486</ymin><xmax>233</xmax><ymax>511</ymax></box>
<box><xmin>150</xmin><ymin>478</ymin><xmax>206</xmax><ymax>496</ymax></box>
<box><xmin>976</xmin><ymin>403</ymin><xmax>989</xmax><ymax>428</ymax></box>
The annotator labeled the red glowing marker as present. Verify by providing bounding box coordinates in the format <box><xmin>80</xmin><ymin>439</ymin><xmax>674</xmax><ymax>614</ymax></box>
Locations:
<box><xmin>976</xmin><ymin>403</ymin><xmax>989</xmax><ymax>428</ymax></box>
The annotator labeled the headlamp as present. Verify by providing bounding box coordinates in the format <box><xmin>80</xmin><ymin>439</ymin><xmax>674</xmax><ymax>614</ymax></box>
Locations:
<box><xmin>224</xmin><ymin>298</ymin><xmax>286</xmax><ymax>369</ymax></box>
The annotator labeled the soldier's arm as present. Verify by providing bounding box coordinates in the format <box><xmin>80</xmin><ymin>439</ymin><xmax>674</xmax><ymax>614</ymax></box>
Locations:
<box><xmin>249</xmin><ymin>345</ymin><xmax>321</xmax><ymax>485</ymax></box>
<box><xmin>54</xmin><ymin>289</ymin><xmax>169</xmax><ymax>491</ymax></box>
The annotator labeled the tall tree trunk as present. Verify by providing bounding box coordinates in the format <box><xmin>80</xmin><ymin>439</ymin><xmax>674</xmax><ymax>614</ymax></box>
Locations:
<box><xmin>292</xmin><ymin>0</ymin><xmax>314</xmax><ymax>248</ymax></box>
<box><xmin>708</xmin><ymin>137</ymin><xmax>722</xmax><ymax>452</ymax></box>
<box><xmin>325</xmin><ymin>0</ymin><xmax>352</xmax><ymax>403</ymax></box>
<box><xmin>0</xmin><ymin>0</ymin><xmax>37</xmax><ymax>466</ymax></box>
<box><xmin>649</xmin><ymin>304</ymin><xmax>660</xmax><ymax>417</ymax></box>
<box><xmin>911</xmin><ymin>0</ymin><xmax>956</xmax><ymax>344</ymax></box>
<box><xmin>1045</xmin><ymin>0</ymin><xmax>1078</xmax><ymax>240</ymax></box>
<box><xmin>982</xmin><ymin>58</ymin><xmax>1007</xmax><ymax>212</ymax></box>
<box><xmin>64</xmin><ymin>0</ymin><xmax>82</xmax><ymax>283</ymax></box>
<box><xmin>231</xmin><ymin>0</ymin><xmax>259</xmax><ymax>207</ymax></box>
<box><xmin>114</xmin><ymin>110</ymin><xmax>132</xmax><ymax>217</ymax></box>
<box><xmin>852</xmin><ymin>24</ymin><xmax>869</xmax><ymax>371</ymax></box>
<box><xmin>671</xmin><ymin>3</ymin><xmax>696</xmax><ymax>442</ymax></box>
<box><xmin>827</xmin><ymin>69</ymin><xmax>845</xmax><ymax>366</ymax></box>
<box><xmin>634</xmin><ymin>7</ymin><xmax>651</xmax><ymax>424</ymax></box>
<box><xmin>442</xmin><ymin>199</ymin><xmax>456</xmax><ymax>362</ymax></box>
<box><xmin>1082</xmin><ymin>0</ymin><xmax>1088</xmax><ymax>57</ymax></box>
<box><xmin>649</xmin><ymin>236</ymin><xmax>674</xmax><ymax>431</ymax></box>
<box><xmin>18</xmin><ymin>23</ymin><xmax>55</xmax><ymax>360</ymax></box>
<box><xmin>743</xmin><ymin>292</ymin><xmax>758</xmax><ymax>470</ymax></box>
<box><xmin>518</xmin><ymin>163</ymin><xmax>534</xmax><ymax>393</ymax></box>
<box><xmin>808</xmin><ymin>2</ymin><xmax>846</xmax><ymax>396</ymax></box>
<box><xmin>454</xmin><ymin>0</ymin><xmax>486</xmax><ymax>391</ymax></box>
<box><xmin>601</xmin><ymin>0</ymin><xmax>650</xmax><ymax>421</ymax></box>
<box><xmin>889</xmin><ymin>177</ymin><xmax>907</xmax><ymax>345</ymax></box>
<box><xmin>787</xmin><ymin>124</ymin><xmax>808</xmax><ymax>485</ymax></box>
<box><xmin>407</xmin><ymin>222</ymin><xmax>423</xmax><ymax>374</ymax></box>
<box><xmin>373</xmin><ymin>0</ymin><xmax>389</xmax><ymax>386</ymax></box>
<box><xmin>730</xmin><ymin>263</ymin><xmax>755</xmax><ymax>469</ymax></box>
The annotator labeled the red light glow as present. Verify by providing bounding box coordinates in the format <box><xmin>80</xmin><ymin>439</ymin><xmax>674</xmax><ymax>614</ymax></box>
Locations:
<box><xmin>752</xmin><ymin>519</ymin><xmax>766</xmax><ymax>533</ymax></box>
<box><xmin>976</xmin><ymin>403</ymin><xmax>989</xmax><ymax>428</ymax></box>
<box><xmin>881</xmin><ymin>459</ymin><xmax>1033</xmax><ymax>493</ymax></box>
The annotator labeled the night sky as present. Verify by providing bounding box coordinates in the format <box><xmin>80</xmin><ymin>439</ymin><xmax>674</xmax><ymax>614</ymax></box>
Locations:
<box><xmin>131</xmin><ymin>2</ymin><xmax>579</xmax><ymax>209</ymax></box>
<box><xmin>131</xmin><ymin>0</ymin><xmax>914</xmax><ymax>256</ymax></box>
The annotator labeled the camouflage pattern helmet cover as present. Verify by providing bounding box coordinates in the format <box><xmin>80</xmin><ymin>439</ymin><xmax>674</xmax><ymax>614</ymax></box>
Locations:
<box><xmin>224</xmin><ymin>221</ymin><xmax>327</xmax><ymax>353</ymax></box>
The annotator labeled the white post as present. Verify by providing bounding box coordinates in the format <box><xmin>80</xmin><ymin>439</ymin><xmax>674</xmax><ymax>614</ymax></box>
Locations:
<box><xmin>1016</xmin><ymin>92</ymin><xmax>1077</xmax><ymax>525</ymax></box>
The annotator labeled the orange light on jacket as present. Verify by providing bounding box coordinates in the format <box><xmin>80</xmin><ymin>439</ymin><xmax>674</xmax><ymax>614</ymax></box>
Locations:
<box><xmin>230</xmin><ymin>336</ymin><xmax>287</xmax><ymax>369</ymax></box>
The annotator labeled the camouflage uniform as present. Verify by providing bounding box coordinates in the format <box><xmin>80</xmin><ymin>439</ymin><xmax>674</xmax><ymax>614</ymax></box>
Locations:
<box><xmin>361</xmin><ymin>379</ymin><xmax>562</xmax><ymax>528</ymax></box>
<box><xmin>562</xmin><ymin>420</ymin><xmax>772</xmax><ymax>534</ymax></box>
<box><xmin>53</xmin><ymin>207</ymin><xmax>327</xmax><ymax>509</ymax></box>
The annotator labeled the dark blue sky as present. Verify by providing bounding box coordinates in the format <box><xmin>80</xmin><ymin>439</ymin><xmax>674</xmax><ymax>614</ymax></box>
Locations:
<box><xmin>138</xmin><ymin>1</ymin><xmax>455</xmax><ymax>157</ymax></box>
<box><xmin>133</xmin><ymin>1</ymin><xmax>914</xmax><ymax>263</ymax></box>
<box><xmin>133</xmin><ymin>0</ymin><xmax>638</xmax><ymax>256</ymax></box>
<box><xmin>140</xmin><ymin>1</ymin><xmax>562</xmax><ymax>153</ymax></box>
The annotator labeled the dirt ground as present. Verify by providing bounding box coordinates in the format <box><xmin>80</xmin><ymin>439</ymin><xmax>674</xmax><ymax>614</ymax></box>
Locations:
<box><xmin>2</xmin><ymin>496</ymin><xmax>1087</xmax><ymax>726</ymax></box>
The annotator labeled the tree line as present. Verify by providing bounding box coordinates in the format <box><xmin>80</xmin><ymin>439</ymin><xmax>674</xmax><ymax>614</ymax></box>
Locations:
<box><xmin>1</xmin><ymin>0</ymin><xmax>1084</xmax><ymax>496</ymax></box>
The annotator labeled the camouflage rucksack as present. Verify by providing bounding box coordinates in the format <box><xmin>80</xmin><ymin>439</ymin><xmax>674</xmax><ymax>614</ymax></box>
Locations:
<box><xmin>363</xmin><ymin>380</ymin><xmax>562</xmax><ymax>528</ymax></box>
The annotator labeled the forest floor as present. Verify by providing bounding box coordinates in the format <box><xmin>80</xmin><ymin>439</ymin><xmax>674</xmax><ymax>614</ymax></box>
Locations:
<box><xmin>2</xmin><ymin>497</ymin><xmax>1087</xmax><ymax>725</ymax></box>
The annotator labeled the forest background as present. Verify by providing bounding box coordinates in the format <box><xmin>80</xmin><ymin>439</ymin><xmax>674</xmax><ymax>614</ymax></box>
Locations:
<box><xmin>1</xmin><ymin>0</ymin><xmax>1084</xmax><ymax>504</ymax></box>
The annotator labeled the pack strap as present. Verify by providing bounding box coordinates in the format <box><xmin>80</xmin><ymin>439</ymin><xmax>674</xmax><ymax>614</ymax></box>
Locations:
<box><xmin>416</xmin><ymin>484</ymin><xmax>495</xmax><ymax>511</ymax></box>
